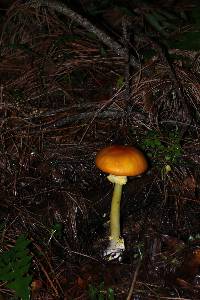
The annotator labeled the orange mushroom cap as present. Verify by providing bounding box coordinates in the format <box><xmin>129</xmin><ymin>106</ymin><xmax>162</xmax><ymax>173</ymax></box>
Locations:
<box><xmin>95</xmin><ymin>145</ymin><xmax>148</xmax><ymax>176</ymax></box>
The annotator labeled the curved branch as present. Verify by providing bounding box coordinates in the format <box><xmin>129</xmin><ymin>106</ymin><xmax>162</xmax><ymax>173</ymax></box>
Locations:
<box><xmin>28</xmin><ymin>0</ymin><xmax>139</xmax><ymax>64</ymax></box>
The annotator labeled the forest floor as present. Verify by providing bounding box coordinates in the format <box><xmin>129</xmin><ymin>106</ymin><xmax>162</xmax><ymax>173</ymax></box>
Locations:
<box><xmin>0</xmin><ymin>1</ymin><xmax>200</xmax><ymax>299</ymax></box>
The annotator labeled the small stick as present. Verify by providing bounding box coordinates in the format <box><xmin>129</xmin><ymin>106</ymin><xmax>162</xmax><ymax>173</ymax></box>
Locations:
<box><xmin>126</xmin><ymin>258</ymin><xmax>142</xmax><ymax>300</ymax></box>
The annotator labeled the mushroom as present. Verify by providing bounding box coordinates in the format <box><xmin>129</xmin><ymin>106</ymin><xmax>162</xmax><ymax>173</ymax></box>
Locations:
<box><xmin>95</xmin><ymin>145</ymin><xmax>148</xmax><ymax>259</ymax></box>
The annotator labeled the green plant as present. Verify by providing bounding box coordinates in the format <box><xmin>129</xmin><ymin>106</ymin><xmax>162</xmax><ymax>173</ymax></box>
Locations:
<box><xmin>88</xmin><ymin>282</ymin><xmax>115</xmax><ymax>300</ymax></box>
<box><xmin>116</xmin><ymin>75</ymin><xmax>124</xmax><ymax>89</ymax></box>
<box><xmin>48</xmin><ymin>223</ymin><xmax>63</xmax><ymax>244</ymax></box>
<box><xmin>0</xmin><ymin>234</ymin><xmax>32</xmax><ymax>300</ymax></box>
<box><xmin>140</xmin><ymin>130</ymin><xmax>183</xmax><ymax>172</ymax></box>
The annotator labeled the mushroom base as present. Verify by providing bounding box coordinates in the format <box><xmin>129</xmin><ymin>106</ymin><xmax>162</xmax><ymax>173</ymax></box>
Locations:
<box><xmin>104</xmin><ymin>237</ymin><xmax>125</xmax><ymax>260</ymax></box>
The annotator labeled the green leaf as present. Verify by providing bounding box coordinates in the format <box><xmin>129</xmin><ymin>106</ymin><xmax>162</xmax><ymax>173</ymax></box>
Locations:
<box><xmin>88</xmin><ymin>284</ymin><xmax>98</xmax><ymax>300</ymax></box>
<box><xmin>0</xmin><ymin>235</ymin><xmax>32</xmax><ymax>300</ymax></box>
<box><xmin>154</xmin><ymin>139</ymin><xmax>162</xmax><ymax>146</ymax></box>
<box><xmin>168</xmin><ymin>31</ymin><xmax>200</xmax><ymax>50</ymax></box>
<box><xmin>7</xmin><ymin>275</ymin><xmax>32</xmax><ymax>300</ymax></box>
<box><xmin>51</xmin><ymin>223</ymin><xmax>63</xmax><ymax>239</ymax></box>
<box><xmin>0</xmin><ymin>269</ymin><xmax>15</xmax><ymax>281</ymax></box>
<box><xmin>99</xmin><ymin>292</ymin><xmax>104</xmax><ymax>300</ymax></box>
<box><xmin>165</xmin><ymin>155</ymin><xmax>171</xmax><ymax>161</ymax></box>
<box><xmin>85</xmin><ymin>32</ymin><xmax>98</xmax><ymax>40</ymax></box>
<box><xmin>107</xmin><ymin>288</ymin><xmax>115</xmax><ymax>300</ymax></box>
<box><xmin>100</xmin><ymin>46</ymin><xmax>107</xmax><ymax>57</ymax></box>
<box><xmin>15</xmin><ymin>235</ymin><xmax>31</xmax><ymax>253</ymax></box>
<box><xmin>147</xmin><ymin>152</ymin><xmax>153</xmax><ymax>158</ymax></box>
<box><xmin>145</xmin><ymin>13</ymin><xmax>168</xmax><ymax>36</ymax></box>
<box><xmin>116</xmin><ymin>75</ymin><xmax>124</xmax><ymax>89</ymax></box>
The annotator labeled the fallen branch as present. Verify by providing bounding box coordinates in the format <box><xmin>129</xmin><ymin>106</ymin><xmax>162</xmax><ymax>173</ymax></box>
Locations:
<box><xmin>27</xmin><ymin>0</ymin><xmax>140</xmax><ymax>68</ymax></box>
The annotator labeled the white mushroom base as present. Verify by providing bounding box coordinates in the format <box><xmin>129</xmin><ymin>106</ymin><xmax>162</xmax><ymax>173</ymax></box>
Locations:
<box><xmin>104</xmin><ymin>237</ymin><xmax>125</xmax><ymax>260</ymax></box>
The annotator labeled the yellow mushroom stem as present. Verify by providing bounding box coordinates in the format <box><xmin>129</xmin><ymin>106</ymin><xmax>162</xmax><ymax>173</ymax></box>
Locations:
<box><xmin>107</xmin><ymin>174</ymin><xmax>127</xmax><ymax>244</ymax></box>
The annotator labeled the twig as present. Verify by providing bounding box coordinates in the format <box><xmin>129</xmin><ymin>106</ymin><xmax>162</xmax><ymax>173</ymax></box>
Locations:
<box><xmin>126</xmin><ymin>258</ymin><xmax>142</xmax><ymax>300</ymax></box>
<box><xmin>27</xmin><ymin>0</ymin><xmax>140</xmax><ymax>68</ymax></box>
<box><xmin>36</xmin><ymin>259</ymin><xmax>60</xmax><ymax>297</ymax></box>
<box><xmin>32</xmin><ymin>241</ymin><xmax>63</xmax><ymax>297</ymax></box>
<box><xmin>122</xmin><ymin>16</ymin><xmax>131</xmax><ymax>114</ymax></box>
<box><xmin>47</xmin><ymin>109</ymin><xmax>123</xmax><ymax>129</ymax></box>
<box><xmin>78</xmin><ymin>86</ymin><xmax>125</xmax><ymax>143</ymax></box>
